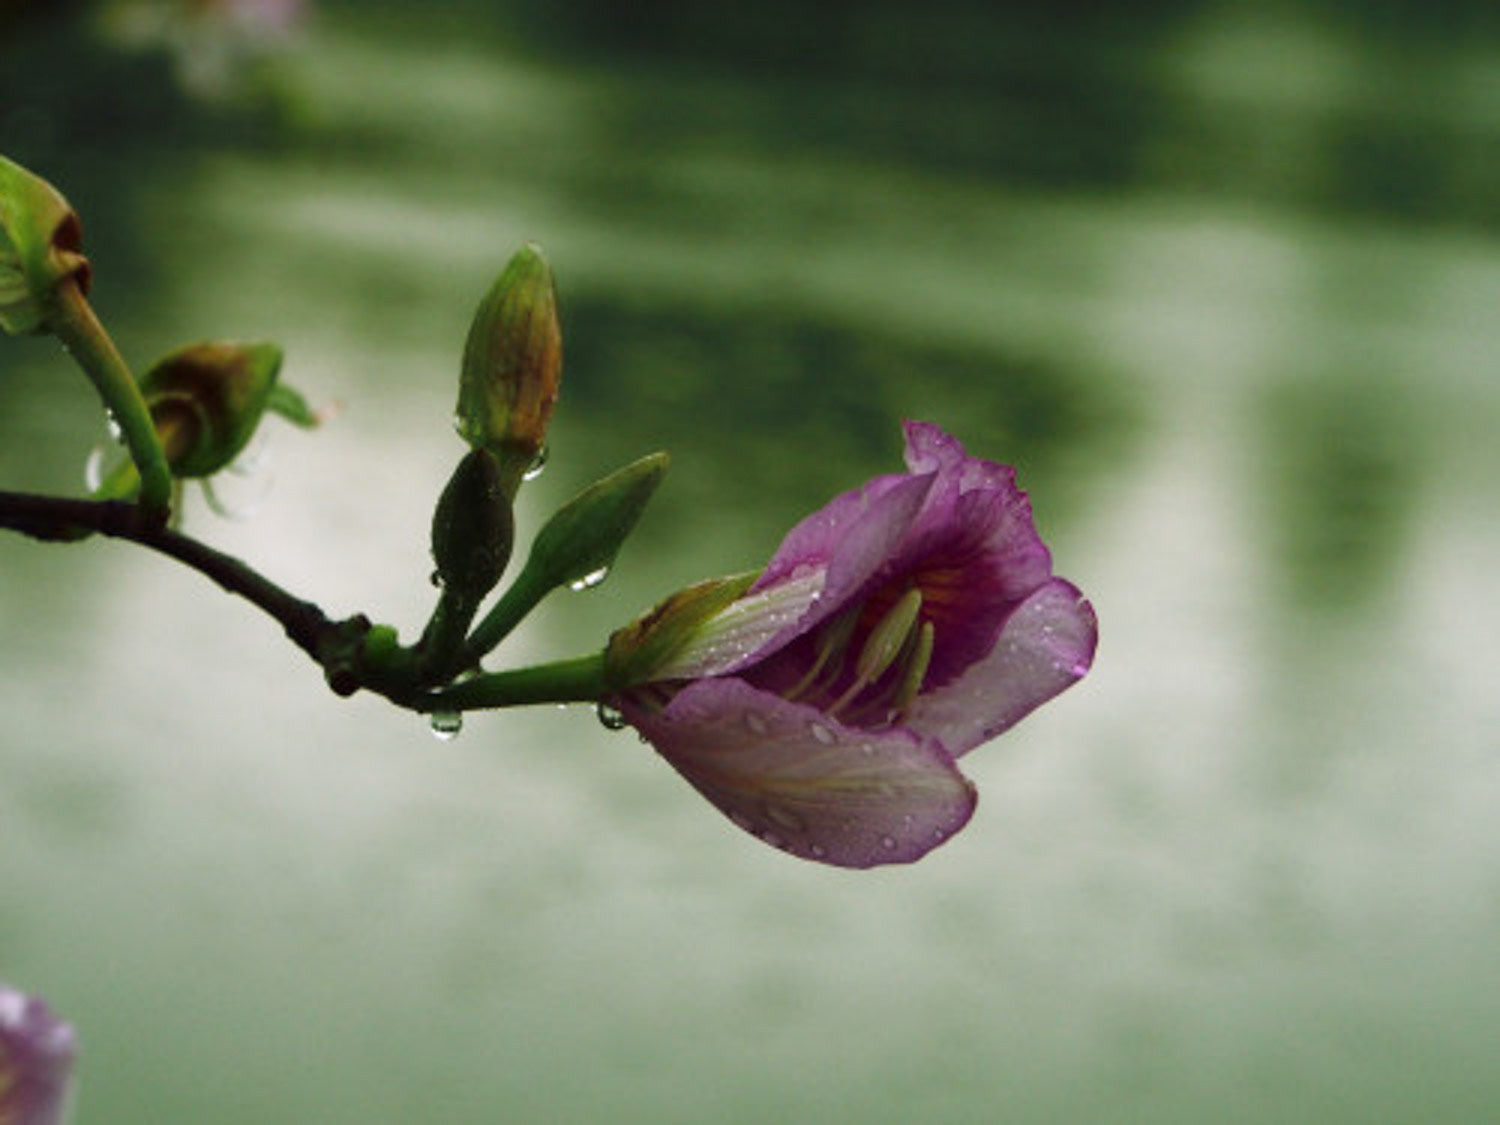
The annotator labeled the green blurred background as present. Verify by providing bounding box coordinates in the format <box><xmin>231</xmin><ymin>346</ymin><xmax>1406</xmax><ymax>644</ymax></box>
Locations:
<box><xmin>3</xmin><ymin>1</ymin><xmax>1499</xmax><ymax>1120</ymax></box>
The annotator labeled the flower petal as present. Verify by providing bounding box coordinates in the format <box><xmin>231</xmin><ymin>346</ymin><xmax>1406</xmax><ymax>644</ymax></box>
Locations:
<box><xmin>0</xmin><ymin>984</ymin><xmax>76</xmax><ymax>1125</ymax></box>
<box><xmin>746</xmin><ymin>471</ymin><xmax>936</xmax><ymax>652</ymax></box>
<box><xmin>903</xmin><ymin>578</ymin><xmax>1098</xmax><ymax>756</ymax></box>
<box><xmin>621</xmin><ymin>678</ymin><xmax>977</xmax><ymax>868</ymax></box>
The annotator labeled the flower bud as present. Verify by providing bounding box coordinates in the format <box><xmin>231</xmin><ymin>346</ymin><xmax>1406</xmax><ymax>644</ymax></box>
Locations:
<box><xmin>524</xmin><ymin>451</ymin><xmax>668</xmax><ymax>594</ymax></box>
<box><xmin>455</xmin><ymin>244</ymin><xmax>561</xmax><ymax>494</ymax></box>
<box><xmin>139</xmin><ymin>340</ymin><xmax>314</xmax><ymax>478</ymax></box>
<box><xmin>0</xmin><ymin>154</ymin><xmax>91</xmax><ymax>336</ymax></box>
<box><xmin>431</xmin><ymin>447</ymin><xmax>515</xmax><ymax>603</ymax></box>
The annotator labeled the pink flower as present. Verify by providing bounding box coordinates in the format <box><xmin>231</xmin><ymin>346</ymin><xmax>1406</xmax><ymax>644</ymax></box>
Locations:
<box><xmin>0</xmin><ymin>985</ymin><xmax>76</xmax><ymax>1125</ymax></box>
<box><xmin>611</xmin><ymin>421</ymin><xmax>1097</xmax><ymax>867</ymax></box>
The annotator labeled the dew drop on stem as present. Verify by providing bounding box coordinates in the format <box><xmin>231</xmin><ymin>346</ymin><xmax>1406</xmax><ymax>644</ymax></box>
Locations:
<box><xmin>429</xmin><ymin>711</ymin><xmax>463</xmax><ymax>741</ymax></box>
<box><xmin>522</xmin><ymin>444</ymin><xmax>548</xmax><ymax>482</ymax></box>
<box><xmin>568</xmin><ymin>565</ymin><xmax>609</xmax><ymax>592</ymax></box>
<box><xmin>595</xmin><ymin>702</ymin><xmax>627</xmax><ymax>731</ymax></box>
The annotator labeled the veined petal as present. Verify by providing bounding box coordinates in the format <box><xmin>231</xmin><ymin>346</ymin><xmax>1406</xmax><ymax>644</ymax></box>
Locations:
<box><xmin>749</xmin><ymin>472</ymin><xmax>936</xmax><ymax>647</ymax></box>
<box><xmin>648</xmin><ymin>568</ymin><xmax>827</xmax><ymax>680</ymax></box>
<box><xmin>621</xmin><ymin>678</ymin><xmax>976</xmax><ymax>868</ymax></box>
<box><xmin>903</xmin><ymin>578</ymin><xmax>1098</xmax><ymax>756</ymax></box>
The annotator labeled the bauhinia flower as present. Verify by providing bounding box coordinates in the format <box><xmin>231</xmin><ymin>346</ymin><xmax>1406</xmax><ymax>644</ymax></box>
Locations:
<box><xmin>606</xmin><ymin>421</ymin><xmax>1097</xmax><ymax>868</ymax></box>
<box><xmin>0</xmin><ymin>984</ymin><xmax>76</xmax><ymax>1125</ymax></box>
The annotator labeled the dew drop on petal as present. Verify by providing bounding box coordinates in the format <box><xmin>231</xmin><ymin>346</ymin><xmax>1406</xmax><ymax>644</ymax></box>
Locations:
<box><xmin>596</xmin><ymin>702</ymin><xmax>627</xmax><ymax>731</ymax></box>
<box><xmin>880</xmin><ymin>835</ymin><xmax>898</xmax><ymax>850</ymax></box>
<box><xmin>429</xmin><ymin>711</ymin><xmax>463</xmax><ymax>741</ymax></box>
<box><xmin>568</xmin><ymin>565</ymin><xmax>610</xmax><ymax>592</ymax></box>
<box><xmin>810</xmin><ymin>844</ymin><xmax>827</xmax><ymax>859</ymax></box>
<box><xmin>809</xmin><ymin>722</ymin><xmax>835</xmax><ymax>744</ymax></box>
<box><xmin>743</xmin><ymin>711</ymin><xmax>768</xmax><ymax>736</ymax></box>
<box><xmin>523</xmin><ymin>444</ymin><xmax>548</xmax><ymax>482</ymax></box>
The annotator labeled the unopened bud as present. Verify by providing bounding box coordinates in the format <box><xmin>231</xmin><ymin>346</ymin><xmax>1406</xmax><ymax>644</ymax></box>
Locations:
<box><xmin>431</xmin><ymin>447</ymin><xmax>515</xmax><ymax>603</ymax></box>
<box><xmin>139</xmin><ymin>341</ymin><xmax>315</xmax><ymax>478</ymax></box>
<box><xmin>0</xmin><ymin>154</ymin><xmax>91</xmax><ymax>336</ymax></box>
<box><xmin>524</xmin><ymin>451</ymin><xmax>668</xmax><ymax>595</ymax></box>
<box><xmin>455</xmin><ymin>243</ymin><xmax>561</xmax><ymax>494</ymax></box>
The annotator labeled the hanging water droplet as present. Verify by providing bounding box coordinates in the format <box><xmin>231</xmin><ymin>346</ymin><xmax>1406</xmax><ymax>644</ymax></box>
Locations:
<box><xmin>202</xmin><ymin>432</ymin><xmax>275</xmax><ymax>520</ymax></box>
<box><xmin>83</xmin><ymin>443</ymin><xmax>117</xmax><ymax>492</ymax></box>
<box><xmin>105</xmin><ymin>411</ymin><xmax>123</xmax><ymax>442</ymax></box>
<box><xmin>809</xmin><ymin>722</ymin><xmax>835</xmax><ymax>744</ymax></box>
<box><xmin>522</xmin><ymin>444</ymin><xmax>548</xmax><ymax>482</ymax></box>
<box><xmin>429</xmin><ymin>711</ymin><xmax>463</xmax><ymax>741</ymax></box>
<box><xmin>809</xmin><ymin>844</ymin><xmax>827</xmax><ymax>859</ymax></box>
<box><xmin>568</xmin><ymin>565</ymin><xmax>609</xmax><ymax>592</ymax></box>
<box><xmin>595</xmin><ymin>702</ymin><xmax>627</xmax><ymax>731</ymax></box>
<box><xmin>430</xmin><ymin>570</ymin><xmax>445</xmax><ymax>589</ymax></box>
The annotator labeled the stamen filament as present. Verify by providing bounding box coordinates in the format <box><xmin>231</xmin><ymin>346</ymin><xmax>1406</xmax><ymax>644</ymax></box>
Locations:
<box><xmin>827</xmin><ymin>588</ymin><xmax>922</xmax><ymax>716</ymax></box>
<box><xmin>784</xmin><ymin>601</ymin><xmax>861</xmax><ymax>701</ymax></box>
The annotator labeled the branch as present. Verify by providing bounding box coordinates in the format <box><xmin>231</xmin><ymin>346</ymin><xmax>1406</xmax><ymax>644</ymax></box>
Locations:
<box><xmin>0</xmin><ymin>489</ymin><xmax>334</xmax><ymax>662</ymax></box>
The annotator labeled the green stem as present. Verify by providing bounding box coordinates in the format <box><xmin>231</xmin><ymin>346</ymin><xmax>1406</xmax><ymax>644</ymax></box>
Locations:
<box><xmin>419</xmin><ymin>586</ymin><xmax>481</xmax><ymax>683</ymax></box>
<box><xmin>49</xmin><ymin>278</ymin><xmax>173</xmax><ymax>516</ymax></box>
<box><xmin>422</xmin><ymin>652</ymin><xmax>610</xmax><ymax>712</ymax></box>
<box><xmin>460</xmin><ymin>563</ymin><xmax>555</xmax><ymax>665</ymax></box>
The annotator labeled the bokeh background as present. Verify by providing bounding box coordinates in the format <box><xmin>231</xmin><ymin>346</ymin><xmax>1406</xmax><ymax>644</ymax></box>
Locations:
<box><xmin>3</xmin><ymin>1</ymin><xmax>1499</xmax><ymax>1121</ymax></box>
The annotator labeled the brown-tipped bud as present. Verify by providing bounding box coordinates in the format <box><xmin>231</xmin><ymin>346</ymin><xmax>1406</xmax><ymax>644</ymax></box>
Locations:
<box><xmin>0</xmin><ymin>154</ymin><xmax>91</xmax><ymax>335</ymax></box>
<box><xmin>138</xmin><ymin>341</ymin><xmax>288</xmax><ymax>477</ymax></box>
<box><xmin>455</xmin><ymin>243</ymin><xmax>561</xmax><ymax>494</ymax></box>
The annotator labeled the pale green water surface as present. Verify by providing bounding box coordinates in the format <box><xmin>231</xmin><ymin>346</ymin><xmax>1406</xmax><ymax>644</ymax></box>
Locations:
<box><xmin>2</xmin><ymin>5</ymin><xmax>1499</xmax><ymax>1122</ymax></box>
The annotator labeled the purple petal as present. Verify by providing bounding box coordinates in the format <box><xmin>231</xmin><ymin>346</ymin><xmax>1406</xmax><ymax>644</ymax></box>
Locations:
<box><xmin>742</xmin><ymin>471</ymin><xmax>936</xmax><ymax>663</ymax></box>
<box><xmin>0</xmin><ymin>985</ymin><xmax>76</xmax><ymax>1125</ymax></box>
<box><xmin>620</xmin><ymin>678</ymin><xmax>977</xmax><ymax>868</ymax></box>
<box><xmin>903</xmin><ymin>578</ymin><xmax>1098</xmax><ymax>756</ymax></box>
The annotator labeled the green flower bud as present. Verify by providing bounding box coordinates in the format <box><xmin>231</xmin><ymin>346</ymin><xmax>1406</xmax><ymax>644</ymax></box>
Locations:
<box><xmin>461</xmin><ymin>451</ymin><xmax>670</xmax><ymax>661</ymax></box>
<box><xmin>525</xmin><ymin>451</ymin><xmax>668</xmax><ymax>594</ymax></box>
<box><xmin>455</xmin><ymin>244</ymin><xmax>561</xmax><ymax>494</ymax></box>
<box><xmin>431</xmin><ymin>447</ymin><xmax>515</xmax><ymax>603</ymax></box>
<box><xmin>139</xmin><ymin>340</ymin><xmax>314</xmax><ymax>478</ymax></box>
<box><xmin>0</xmin><ymin>154</ymin><xmax>91</xmax><ymax>335</ymax></box>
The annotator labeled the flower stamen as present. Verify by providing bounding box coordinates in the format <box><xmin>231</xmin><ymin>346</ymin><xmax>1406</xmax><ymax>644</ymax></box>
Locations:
<box><xmin>784</xmin><ymin>601</ymin><xmax>861</xmax><ymax>702</ymax></box>
<box><xmin>828</xmin><ymin>587</ymin><xmax>922</xmax><ymax>716</ymax></box>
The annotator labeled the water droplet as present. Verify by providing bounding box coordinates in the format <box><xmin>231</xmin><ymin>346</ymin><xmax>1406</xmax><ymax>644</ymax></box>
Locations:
<box><xmin>201</xmin><ymin>431</ymin><xmax>276</xmax><ymax>520</ymax></box>
<box><xmin>429</xmin><ymin>711</ymin><xmax>463</xmax><ymax>741</ymax></box>
<box><xmin>809</xmin><ymin>722</ymin><xmax>835</xmax><ymax>744</ymax></box>
<box><xmin>430</xmin><ymin>570</ymin><xmax>445</xmax><ymax>589</ymax></box>
<box><xmin>522</xmin><ymin>444</ymin><xmax>548</xmax><ymax>482</ymax></box>
<box><xmin>105</xmin><ymin>412</ymin><xmax>123</xmax><ymax>442</ymax></box>
<box><xmin>83</xmin><ymin>443</ymin><xmax>117</xmax><ymax>492</ymax></box>
<box><xmin>743</xmin><ymin>712</ymin><xmax>768</xmax><ymax>736</ymax></box>
<box><xmin>568</xmin><ymin>565</ymin><xmax>609</xmax><ymax>592</ymax></box>
<box><xmin>809</xmin><ymin>844</ymin><xmax>827</xmax><ymax>859</ymax></box>
<box><xmin>880</xmin><ymin>835</ymin><xmax>897</xmax><ymax>850</ymax></box>
<box><xmin>596</xmin><ymin>702</ymin><xmax>627</xmax><ymax>731</ymax></box>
